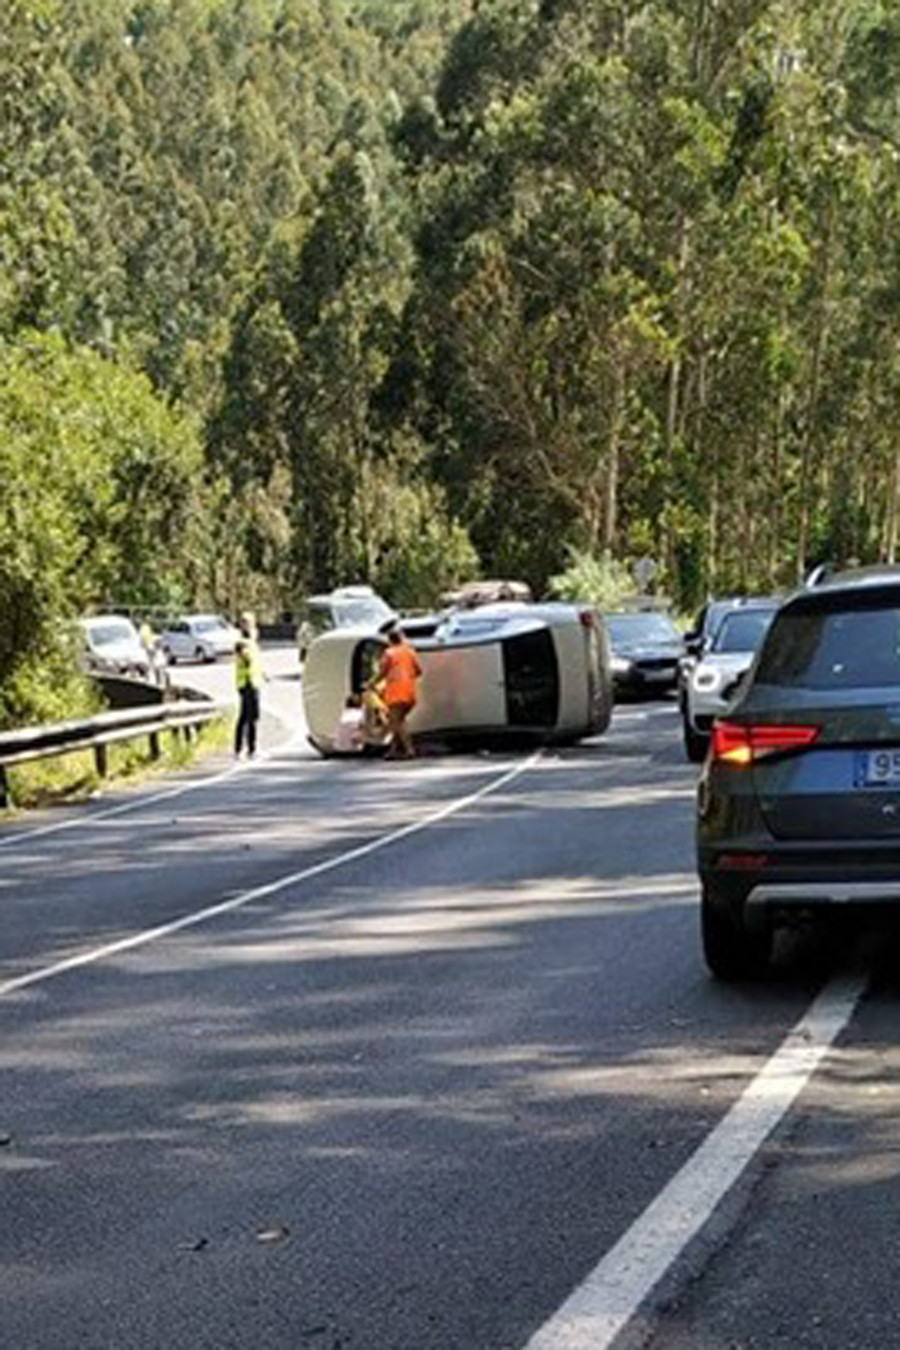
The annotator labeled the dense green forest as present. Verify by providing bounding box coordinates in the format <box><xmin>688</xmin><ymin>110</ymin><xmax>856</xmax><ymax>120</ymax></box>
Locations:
<box><xmin>3</xmin><ymin>0</ymin><xmax>900</xmax><ymax>722</ymax></box>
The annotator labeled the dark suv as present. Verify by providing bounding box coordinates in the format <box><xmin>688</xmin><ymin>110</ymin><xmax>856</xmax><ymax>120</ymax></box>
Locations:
<box><xmin>698</xmin><ymin>567</ymin><xmax>900</xmax><ymax>979</ymax></box>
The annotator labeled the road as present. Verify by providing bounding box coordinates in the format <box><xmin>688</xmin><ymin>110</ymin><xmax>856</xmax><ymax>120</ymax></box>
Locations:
<box><xmin>168</xmin><ymin>641</ymin><xmax>305</xmax><ymax>747</ymax></box>
<box><xmin>1</xmin><ymin>671</ymin><xmax>899</xmax><ymax>1350</ymax></box>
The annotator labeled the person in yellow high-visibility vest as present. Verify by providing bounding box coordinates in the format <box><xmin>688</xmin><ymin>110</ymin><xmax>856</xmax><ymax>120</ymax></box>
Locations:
<box><xmin>234</xmin><ymin>637</ymin><xmax>263</xmax><ymax>757</ymax></box>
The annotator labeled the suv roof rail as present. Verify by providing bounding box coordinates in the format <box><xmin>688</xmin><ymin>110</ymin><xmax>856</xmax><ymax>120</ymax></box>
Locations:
<box><xmin>804</xmin><ymin>563</ymin><xmax>833</xmax><ymax>588</ymax></box>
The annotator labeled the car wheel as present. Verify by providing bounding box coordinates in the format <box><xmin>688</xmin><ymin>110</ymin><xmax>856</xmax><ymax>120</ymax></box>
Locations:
<box><xmin>701</xmin><ymin>883</ymin><xmax>772</xmax><ymax>981</ymax></box>
<box><xmin>683</xmin><ymin>714</ymin><xmax>709</xmax><ymax>763</ymax></box>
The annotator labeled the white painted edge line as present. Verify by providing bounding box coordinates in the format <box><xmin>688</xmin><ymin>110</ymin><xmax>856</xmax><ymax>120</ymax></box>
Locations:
<box><xmin>0</xmin><ymin>750</ymin><xmax>543</xmax><ymax>999</ymax></box>
<box><xmin>0</xmin><ymin>727</ymin><xmax>307</xmax><ymax>853</ymax></box>
<box><xmin>525</xmin><ymin>971</ymin><xmax>867</xmax><ymax>1350</ymax></box>
<box><xmin>613</xmin><ymin>708</ymin><xmax>677</xmax><ymax>722</ymax></box>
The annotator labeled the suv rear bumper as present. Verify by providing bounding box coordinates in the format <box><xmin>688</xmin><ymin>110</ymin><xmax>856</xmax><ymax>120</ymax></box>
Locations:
<box><xmin>747</xmin><ymin>879</ymin><xmax>900</xmax><ymax>913</ymax></box>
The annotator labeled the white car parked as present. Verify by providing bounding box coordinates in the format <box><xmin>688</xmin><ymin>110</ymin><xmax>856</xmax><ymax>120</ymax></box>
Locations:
<box><xmin>79</xmin><ymin>615</ymin><xmax>150</xmax><ymax>679</ymax></box>
<box><xmin>160</xmin><ymin>614</ymin><xmax>240</xmax><ymax>664</ymax></box>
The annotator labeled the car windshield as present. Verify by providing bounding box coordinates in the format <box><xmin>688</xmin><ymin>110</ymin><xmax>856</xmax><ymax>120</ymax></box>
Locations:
<box><xmin>332</xmin><ymin>597</ymin><xmax>394</xmax><ymax>628</ymax></box>
<box><xmin>606</xmin><ymin>614</ymin><xmax>679</xmax><ymax>646</ymax></box>
<box><xmin>756</xmin><ymin>603</ymin><xmax>900</xmax><ymax>688</ymax></box>
<box><xmin>712</xmin><ymin>610</ymin><xmax>775</xmax><ymax>654</ymax></box>
<box><xmin>89</xmin><ymin>622</ymin><xmax>136</xmax><ymax>646</ymax></box>
<box><xmin>193</xmin><ymin>617</ymin><xmax>226</xmax><ymax>634</ymax></box>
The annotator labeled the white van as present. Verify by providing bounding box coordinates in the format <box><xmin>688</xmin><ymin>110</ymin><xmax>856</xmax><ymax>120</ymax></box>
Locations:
<box><xmin>302</xmin><ymin>603</ymin><xmax>613</xmax><ymax>755</ymax></box>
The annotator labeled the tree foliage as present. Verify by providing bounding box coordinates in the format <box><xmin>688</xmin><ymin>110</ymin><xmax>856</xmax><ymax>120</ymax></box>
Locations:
<box><xmin>6</xmin><ymin>0</ymin><xmax>900</xmax><ymax>726</ymax></box>
<box><xmin>0</xmin><ymin>332</ymin><xmax>205</xmax><ymax>724</ymax></box>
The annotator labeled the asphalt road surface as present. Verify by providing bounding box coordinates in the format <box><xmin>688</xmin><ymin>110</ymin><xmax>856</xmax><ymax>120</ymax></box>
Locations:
<box><xmin>2</xmin><ymin>686</ymin><xmax>900</xmax><ymax>1350</ymax></box>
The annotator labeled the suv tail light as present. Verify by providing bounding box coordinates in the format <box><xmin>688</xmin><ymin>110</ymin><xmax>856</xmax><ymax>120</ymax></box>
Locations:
<box><xmin>712</xmin><ymin>720</ymin><xmax>820</xmax><ymax>766</ymax></box>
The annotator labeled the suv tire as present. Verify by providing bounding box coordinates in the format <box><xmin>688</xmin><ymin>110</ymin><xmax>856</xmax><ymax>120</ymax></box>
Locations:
<box><xmin>701</xmin><ymin>882</ymin><xmax>772</xmax><ymax>980</ymax></box>
<box><xmin>683</xmin><ymin>714</ymin><xmax>709</xmax><ymax>763</ymax></box>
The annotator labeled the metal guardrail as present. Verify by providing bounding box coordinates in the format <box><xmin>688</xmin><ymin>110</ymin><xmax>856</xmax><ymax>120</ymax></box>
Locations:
<box><xmin>0</xmin><ymin>698</ymin><xmax>229</xmax><ymax>809</ymax></box>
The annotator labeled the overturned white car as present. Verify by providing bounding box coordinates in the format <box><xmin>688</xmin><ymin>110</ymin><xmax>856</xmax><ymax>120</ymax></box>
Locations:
<box><xmin>302</xmin><ymin>602</ymin><xmax>614</xmax><ymax>756</ymax></box>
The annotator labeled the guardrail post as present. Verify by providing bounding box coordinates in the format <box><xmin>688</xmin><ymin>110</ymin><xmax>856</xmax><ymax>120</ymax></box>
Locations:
<box><xmin>0</xmin><ymin>698</ymin><xmax>226</xmax><ymax>801</ymax></box>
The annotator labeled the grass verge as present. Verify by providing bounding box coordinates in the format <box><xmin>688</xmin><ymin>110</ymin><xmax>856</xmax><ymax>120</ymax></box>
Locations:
<box><xmin>4</xmin><ymin>716</ymin><xmax>232</xmax><ymax>813</ymax></box>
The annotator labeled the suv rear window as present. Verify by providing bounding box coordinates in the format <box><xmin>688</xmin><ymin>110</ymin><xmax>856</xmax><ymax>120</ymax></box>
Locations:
<box><xmin>756</xmin><ymin>603</ymin><xmax>900</xmax><ymax>688</ymax></box>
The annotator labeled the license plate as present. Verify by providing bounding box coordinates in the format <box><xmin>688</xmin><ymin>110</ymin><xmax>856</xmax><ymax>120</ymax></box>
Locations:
<box><xmin>642</xmin><ymin>669</ymin><xmax>673</xmax><ymax>682</ymax></box>
<box><xmin>857</xmin><ymin>749</ymin><xmax>900</xmax><ymax>787</ymax></box>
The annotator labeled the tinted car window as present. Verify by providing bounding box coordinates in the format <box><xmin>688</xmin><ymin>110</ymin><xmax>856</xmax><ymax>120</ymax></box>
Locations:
<box><xmin>756</xmin><ymin>603</ymin><xmax>900</xmax><ymax>688</ymax></box>
<box><xmin>503</xmin><ymin>629</ymin><xmax>559</xmax><ymax>727</ymax></box>
<box><xmin>351</xmin><ymin>638</ymin><xmax>385</xmax><ymax>693</ymax></box>
<box><xmin>711</xmin><ymin>610</ymin><xmax>775</xmax><ymax>654</ymax></box>
<box><xmin>606</xmin><ymin>614</ymin><xmax>679</xmax><ymax>645</ymax></box>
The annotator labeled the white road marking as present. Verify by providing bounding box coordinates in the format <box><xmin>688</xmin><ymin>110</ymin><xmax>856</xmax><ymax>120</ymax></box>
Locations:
<box><xmin>0</xmin><ymin>706</ymin><xmax>670</xmax><ymax>852</ymax></box>
<box><xmin>525</xmin><ymin>972</ymin><xmax>867</xmax><ymax>1350</ymax></box>
<box><xmin>0</xmin><ymin>729</ymin><xmax>306</xmax><ymax>853</ymax></box>
<box><xmin>0</xmin><ymin>751</ymin><xmax>542</xmax><ymax>999</ymax></box>
<box><xmin>613</xmin><ymin>707</ymin><xmax>677</xmax><ymax>722</ymax></box>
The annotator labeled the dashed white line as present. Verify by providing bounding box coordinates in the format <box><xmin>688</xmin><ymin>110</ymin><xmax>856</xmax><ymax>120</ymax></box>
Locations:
<box><xmin>0</xmin><ymin>751</ymin><xmax>542</xmax><ymax>999</ymax></box>
<box><xmin>524</xmin><ymin>971</ymin><xmax>867</xmax><ymax>1350</ymax></box>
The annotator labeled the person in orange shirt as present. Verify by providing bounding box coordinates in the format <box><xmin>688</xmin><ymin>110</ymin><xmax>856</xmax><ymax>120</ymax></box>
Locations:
<box><xmin>378</xmin><ymin>627</ymin><xmax>423</xmax><ymax>760</ymax></box>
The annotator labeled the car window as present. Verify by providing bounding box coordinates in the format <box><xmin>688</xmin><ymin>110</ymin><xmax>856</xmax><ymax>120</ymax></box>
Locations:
<box><xmin>332</xmin><ymin>598</ymin><xmax>393</xmax><ymax>628</ymax></box>
<box><xmin>757</xmin><ymin>604</ymin><xmax>900</xmax><ymax>688</ymax></box>
<box><xmin>712</xmin><ymin>610</ymin><xmax>776</xmax><ymax>654</ymax></box>
<box><xmin>89</xmin><ymin>622</ymin><xmax>136</xmax><ymax>645</ymax></box>
<box><xmin>606</xmin><ymin>614</ymin><xmax>679</xmax><ymax>645</ymax></box>
<box><xmin>440</xmin><ymin>615</ymin><xmax>506</xmax><ymax>639</ymax></box>
<box><xmin>193</xmin><ymin>618</ymin><xmax>224</xmax><ymax>634</ymax></box>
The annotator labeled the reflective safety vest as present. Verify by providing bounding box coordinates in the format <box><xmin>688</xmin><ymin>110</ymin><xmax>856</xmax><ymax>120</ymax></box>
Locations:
<box><xmin>235</xmin><ymin>641</ymin><xmax>263</xmax><ymax>690</ymax></box>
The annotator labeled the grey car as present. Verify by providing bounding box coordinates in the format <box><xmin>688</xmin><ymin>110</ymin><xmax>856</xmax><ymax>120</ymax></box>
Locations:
<box><xmin>697</xmin><ymin>567</ymin><xmax>900</xmax><ymax>979</ymax></box>
<box><xmin>605</xmin><ymin>611</ymin><xmax>685</xmax><ymax>697</ymax></box>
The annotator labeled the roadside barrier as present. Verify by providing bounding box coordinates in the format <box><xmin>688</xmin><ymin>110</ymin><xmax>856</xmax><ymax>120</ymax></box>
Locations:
<box><xmin>0</xmin><ymin>698</ymin><xmax>229</xmax><ymax>809</ymax></box>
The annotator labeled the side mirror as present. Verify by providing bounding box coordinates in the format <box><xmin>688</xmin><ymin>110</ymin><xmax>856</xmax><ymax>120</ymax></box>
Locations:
<box><xmin>684</xmin><ymin>634</ymin><xmax>703</xmax><ymax>657</ymax></box>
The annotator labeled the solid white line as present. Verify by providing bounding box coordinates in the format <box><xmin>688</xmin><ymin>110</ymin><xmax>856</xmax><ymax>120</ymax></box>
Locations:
<box><xmin>525</xmin><ymin>971</ymin><xmax>867</xmax><ymax>1350</ymax></box>
<box><xmin>0</xmin><ymin>751</ymin><xmax>542</xmax><ymax>999</ymax></box>
<box><xmin>0</xmin><ymin>728</ymin><xmax>306</xmax><ymax>853</ymax></box>
<box><xmin>613</xmin><ymin>708</ymin><xmax>677</xmax><ymax>723</ymax></box>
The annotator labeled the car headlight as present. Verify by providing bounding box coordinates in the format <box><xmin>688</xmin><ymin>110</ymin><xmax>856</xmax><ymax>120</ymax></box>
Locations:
<box><xmin>693</xmin><ymin>667</ymin><xmax>720</xmax><ymax>691</ymax></box>
<box><xmin>611</xmin><ymin>656</ymin><xmax>633</xmax><ymax>675</ymax></box>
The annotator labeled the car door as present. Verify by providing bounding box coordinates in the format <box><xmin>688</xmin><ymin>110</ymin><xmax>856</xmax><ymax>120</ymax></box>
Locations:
<box><xmin>170</xmin><ymin>622</ymin><xmax>190</xmax><ymax>659</ymax></box>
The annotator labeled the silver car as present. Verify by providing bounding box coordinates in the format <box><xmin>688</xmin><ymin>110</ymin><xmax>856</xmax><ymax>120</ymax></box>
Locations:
<box><xmin>681</xmin><ymin>604</ymin><xmax>779</xmax><ymax>761</ymax></box>
<box><xmin>160</xmin><ymin>614</ymin><xmax>240</xmax><ymax>664</ymax></box>
<box><xmin>79</xmin><ymin>616</ymin><xmax>150</xmax><ymax>679</ymax></box>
